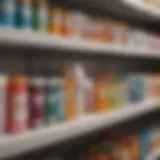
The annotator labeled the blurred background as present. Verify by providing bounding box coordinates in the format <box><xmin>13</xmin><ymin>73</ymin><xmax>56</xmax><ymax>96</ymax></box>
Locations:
<box><xmin>0</xmin><ymin>0</ymin><xmax>160</xmax><ymax>160</ymax></box>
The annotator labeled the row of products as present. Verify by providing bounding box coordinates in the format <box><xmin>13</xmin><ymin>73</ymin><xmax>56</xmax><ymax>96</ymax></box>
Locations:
<box><xmin>0</xmin><ymin>0</ymin><xmax>48</xmax><ymax>31</ymax></box>
<box><xmin>40</xmin><ymin>126</ymin><xmax>160</xmax><ymax>160</ymax></box>
<box><xmin>0</xmin><ymin>0</ymin><xmax>160</xmax><ymax>50</ymax></box>
<box><xmin>0</xmin><ymin>64</ymin><xmax>160</xmax><ymax>134</ymax></box>
<box><xmin>75</xmin><ymin>126</ymin><xmax>160</xmax><ymax>160</ymax></box>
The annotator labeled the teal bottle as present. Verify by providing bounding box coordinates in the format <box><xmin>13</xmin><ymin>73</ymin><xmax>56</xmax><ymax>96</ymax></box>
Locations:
<box><xmin>45</xmin><ymin>78</ymin><xmax>64</xmax><ymax>124</ymax></box>
<box><xmin>15</xmin><ymin>0</ymin><xmax>31</xmax><ymax>29</ymax></box>
<box><xmin>0</xmin><ymin>0</ymin><xmax>15</xmax><ymax>27</ymax></box>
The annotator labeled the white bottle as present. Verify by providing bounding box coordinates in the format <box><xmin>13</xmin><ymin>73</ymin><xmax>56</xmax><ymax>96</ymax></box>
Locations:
<box><xmin>74</xmin><ymin>63</ymin><xmax>86</xmax><ymax>118</ymax></box>
<box><xmin>0</xmin><ymin>75</ymin><xmax>7</xmax><ymax>134</ymax></box>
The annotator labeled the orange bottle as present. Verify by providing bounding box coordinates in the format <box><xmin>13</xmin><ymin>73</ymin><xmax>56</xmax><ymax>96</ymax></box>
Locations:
<box><xmin>94</xmin><ymin>75</ymin><xmax>106</xmax><ymax>113</ymax></box>
<box><xmin>105</xmin><ymin>73</ymin><xmax>113</xmax><ymax>110</ymax></box>
<box><xmin>62</xmin><ymin>11</ymin><xmax>73</xmax><ymax>37</ymax></box>
<box><xmin>48</xmin><ymin>8</ymin><xmax>63</xmax><ymax>35</ymax></box>
<box><xmin>64</xmin><ymin>65</ymin><xmax>76</xmax><ymax>120</ymax></box>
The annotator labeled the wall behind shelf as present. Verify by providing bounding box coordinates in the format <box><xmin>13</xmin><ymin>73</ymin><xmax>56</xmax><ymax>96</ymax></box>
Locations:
<box><xmin>0</xmin><ymin>46</ymin><xmax>160</xmax><ymax>76</ymax></box>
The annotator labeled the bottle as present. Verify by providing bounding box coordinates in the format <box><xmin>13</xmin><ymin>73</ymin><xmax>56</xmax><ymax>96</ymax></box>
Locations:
<box><xmin>128</xmin><ymin>74</ymin><xmax>147</xmax><ymax>103</ymax></box>
<box><xmin>95</xmin><ymin>75</ymin><xmax>106</xmax><ymax>113</ymax></box>
<box><xmin>48</xmin><ymin>8</ymin><xmax>63</xmax><ymax>35</ymax></box>
<box><xmin>139</xmin><ymin>129</ymin><xmax>151</xmax><ymax>160</ymax></box>
<box><xmin>15</xmin><ymin>0</ymin><xmax>32</xmax><ymax>30</ymax></box>
<box><xmin>74</xmin><ymin>63</ymin><xmax>86</xmax><ymax>117</ymax></box>
<box><xmin>45</xmin><ymin>77</ymin><xmax>64</xmax><ymax>124</ymax></box>
<box><xmin>85</xmin><ymin>78</ymin><xmax>95</xmax><ymax>114</ymax></box>
<box><xmin>32</xmin><ymin>0</ymin><xmax>48</xmax><ymax>32</ymax></box>
<box><xmin>0</xmin><ymin>0</ymin><xmax>15</xmax><ymax>27</ymax></box>
<box><xmin>29</xmin><ymin>77</ymin><xmax>45</xmax><ymax>128</ymax></box>
<box><xmin>64</xmin><ymin>64</ymin><xmax>76</xmax><ymax>120</ymax></box>
<box><xmin>0</xmin><ymin>75</ymin><xmax>7</xmax><ymax>134</ymax></box>
<box><xmin>62</xmin><ymin>10</ymin><xmax>73</xmax><ymax>37</ymax></box>
<box><xmin>72</xmin><ymin>11</ymin><xmax>86</xmax><ymax>39</ymax></box>
<box><xmin>115</xmin><ymin>74</ymin><xmax>128</xmax><ymax>107</ymax></box>
<box><xmin>6</xmin><ymin>76</ymin><xmax>28</xmax><ymax>134</ymax></box>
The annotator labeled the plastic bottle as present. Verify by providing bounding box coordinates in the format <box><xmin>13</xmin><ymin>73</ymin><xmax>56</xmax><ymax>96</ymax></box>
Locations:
<box><xmin>105</xmin><ymin>73</ymin><xmax>115</xmax><ymax>110</ymax></box>
<box><xmin>6</xmin><ymin>76</ymin><xmax>28</xmax><ymax>134</ymax></box>
<box><xmin>115</xmin><ymin>74</ymin><xmax>128</xmax><ymax>107</ymax></box>
<box><xmin>128</xmin><ymin>74</ymin><xmax>147</xmax><ymax>103</ymax></box>
<box><xmin>15</xmin><ymin>0</ymin><xmax>32</xmax><ymax>30</ymax></box>
<box><xmin>72</xmin><ymin>12</ymin><xmax>85</xmax><ymax>39</ymax></box>
<box><xmin>95</xmin><ymin>75</ymin><xmax>106</xmax><ymax>113</ymax></box>
<box><xmin>0</xmin><ymin>75</ymin><xmax>7</xmax><ymax>134</ymax></box>
<box><xmin>62</xmin><ymin>10</ymin><xmax>73</xmax><ymax>37</ymax></box>
<box><xmin>32</xmin><ymin>0</ymin><xmax>48</xmax><ymax>32</ymax></box>
<box><xmin>48</xmin><ymin>8</ymin><xmax>63</xmax><ymax>35</ymax></box>
<box><xmin>64</xmin><ymin>64</ymin><xmax>76</xmax><ymax>120</ymax></box>
<box><xmin>45</xmin><ymin>77</ymin><xmax>64</xmax><ymax>124</ymax></box>
<box><xmin>0</xmin><ymin>0</ymin><xmax>15</xmax><ymax>27</ymax></box>
<box><xmin>74</xmin><ymin>63</ymin><xmax>86</xmax><ymax>117</ymax></box>
<box><xmin>84</xmin><ymin>78</ymin><xmax>95</xmax><ymax>114</ymax></box>
<box><xmin>139</xmin><ymin>129</ymin><xmax>151</xmax><ymax>160</ymax></box>
<box><xmin>29</xmin><ymin>77</ymin><xmax>45</xmax><ymax>128</ymax></box>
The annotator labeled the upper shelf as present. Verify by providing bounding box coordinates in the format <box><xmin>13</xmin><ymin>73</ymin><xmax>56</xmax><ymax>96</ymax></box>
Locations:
<box><xmin>0</xmin><ymin>28</ymin><xmax>160</xmax><ymax>59</ymax></box>
<box><xmin>66</xmin><ymin>0</ymin><xmax>160</xmax><ymax>26</ymax></box>
<box><xmin>122</xmin><ymin>0</ymin><xmax>160</xmax><ymax>18</ymax></box>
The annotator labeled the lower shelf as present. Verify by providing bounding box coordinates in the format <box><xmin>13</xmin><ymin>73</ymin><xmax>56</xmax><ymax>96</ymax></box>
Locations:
<box><xmin>0</xmin><ymin>100</ymin><xmax>159</xmax><ymax>159</ymax></box>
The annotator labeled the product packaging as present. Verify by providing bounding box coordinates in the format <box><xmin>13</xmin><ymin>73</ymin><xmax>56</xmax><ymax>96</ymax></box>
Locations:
<box><xmin>62</xmin><ymin>10</ymin><xmax>73</xmax><ymax>37</ymax></box>
<box><xmin>0</xmin><ymin>0</ymin><xmax>15</xmax><ymax>27</ymax></box>
<box><xmin>72</xmin><ymin>12</ymin><xmax>86</xmax><ymax>39</ymax></box>
<box><xmin>128</xmin><ymin>74</ymin><xmax>148</xmax><ymax>103</ymax></box>
<box><xmin>0</xmin><ymin>75</ymin><xmax>7</xmax><ymax>134</ymax></box>
<box><xmin>74</xmin><ymin>63</ymin><xmax>86</xmax><ymax>117</ymax></box>
<box><xmin>29</xmin><ymin>77</ymin><xmax>45</xmax><ymax>128</ymax></box>
<box><xmin>32</xmin><ymin>0</ymin><xmax>48</xmax><ymax>32</ymax></box>
<box><xmin>15</xmin><ymin>0</ymin><xmax>32</xmax><ymax>30</ymax></box>
<box><xmin>95</xmin><ymin>75</ymin><xmax>106</xmax><ymax>113</ymax></box>
<box><xmin>84</xmin><ymin>78</ymin><xmax>95</xmax><ymax>114</ymax></box>
<box><xmin>64</xmin><ymin>64</ymin><xmax>76</xmax><ymax>120</ymax></box>
<box><xmin>6</xmin><ymin>76</ymin><xmax>28</xmax><ymax>133</ymax></box>
<box><xmin>48</xmin><ymin>8</ymin><xmax>63</xmax><ymax>35</ymax></box>
<box><xmin>45</xmin><ymin>77</ymin><xmax>64</xmax><ymax>124</ymax></box>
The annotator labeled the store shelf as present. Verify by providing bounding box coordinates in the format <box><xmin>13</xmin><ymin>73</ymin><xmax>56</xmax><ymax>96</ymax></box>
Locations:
<box><xmin>0</xmin><ymin>28</ymin><xmax>160</xmax><ymax>58</ymax></box>
<box><xmin>122</xmin><ymin>0</ymin><xmax>160</xmax><ymax>18</ymax></box>
<box><xmin>0</xmin><ymin>100</ymin><xmax>159</xmax><ymax>159</ymax></box>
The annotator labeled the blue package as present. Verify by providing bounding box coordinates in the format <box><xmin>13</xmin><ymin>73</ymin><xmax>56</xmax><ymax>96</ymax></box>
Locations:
<box><xmin>0</xmin><ymin>0</ymin><xmax>15</xmax><ymax>27</ymax></box>
<box><xmin>139</xmin><ymin>130</ymin><xmax>151</xmax><ymax>160</ymax></box>
<box><xmin>128</xmin><ymin>75</ymin><xmax>146</xmax><ymax>103</ymax></box>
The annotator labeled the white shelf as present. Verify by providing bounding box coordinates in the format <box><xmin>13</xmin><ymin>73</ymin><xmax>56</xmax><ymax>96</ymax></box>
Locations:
<box><xmin>123</xmin><ymin>0</ymin><xmax>160</xmax><ymax>17</ymax></box>
<box><xmin>0</xmin><ymin>28</ymin><xmax>160</xmax><ymax>58</ymax></box>
<box><xmin>0</xmin><ymin>100</ymin><xmax>159</xmax><ymax>159</ymax></box>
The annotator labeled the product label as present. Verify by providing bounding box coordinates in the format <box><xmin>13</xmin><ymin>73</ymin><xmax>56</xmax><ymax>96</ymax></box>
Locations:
<box><xmin>29</xmin><ymin>88</ymin><xmax>44</xmax><ymax>128</ymax></box>
<box><xmin>11</xmin><ymin>92</ymin><xmax>28</xmax><ymax>133</ymax></box>
<box><xmin>46</xmin><ymin>87</ymin><xmax>64</xmax><ymax>124</ymax></box>
<box><xmin>0</xmin><ymin>0</ymin><xmax>14</xmax><ymax>26</ymax></box>
<box><xmin>15</xmin><ymin>3</ymin><xmax>31</xmax><ymax>28</ymax></box>
<box><xmin>0</xmin><ymin>85</ymin><xmax>5</xmax><ymax>134</ymax></box>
